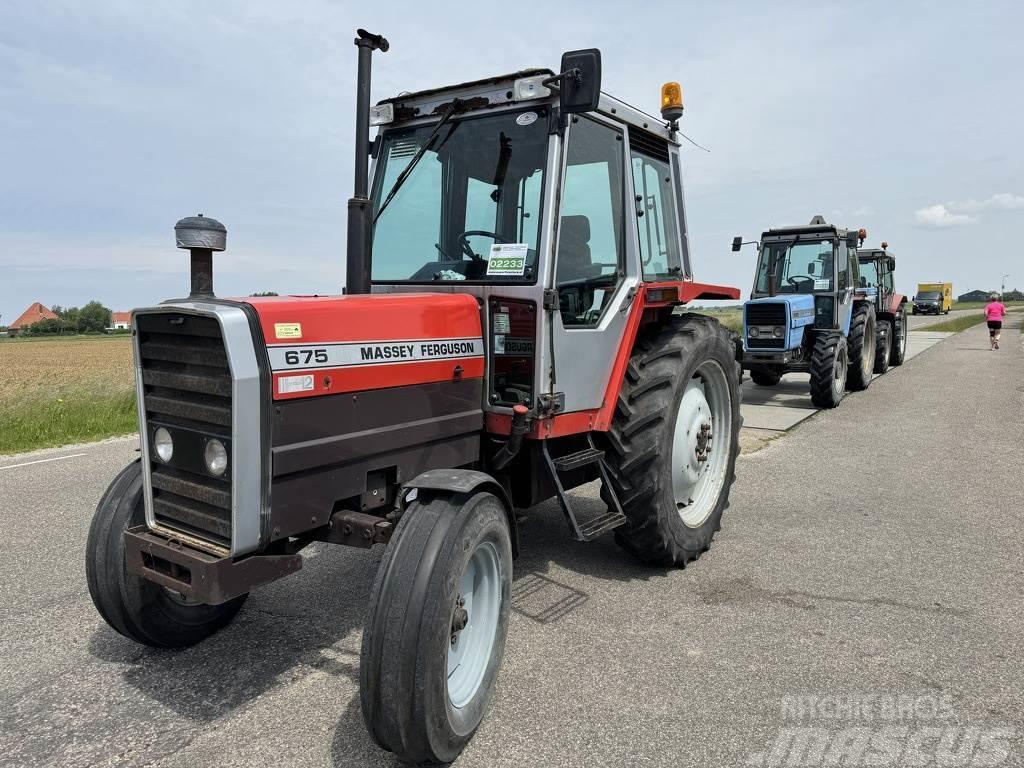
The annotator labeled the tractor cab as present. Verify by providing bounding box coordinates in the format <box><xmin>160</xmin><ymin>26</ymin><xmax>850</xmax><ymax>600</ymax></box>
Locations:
<box><xmin>857</xmin><ymin>243</ymin><xmax>897</xmax><ymax>315</ymax></box>
<box><xmin>364</xmin><ymin>59</ymin><xmax>737</xmax><ymax>416</ymax></box>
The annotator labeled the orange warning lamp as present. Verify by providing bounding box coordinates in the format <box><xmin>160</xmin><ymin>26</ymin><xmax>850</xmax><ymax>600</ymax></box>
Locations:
<box><xmin>660</xmin><ymin>82</ymin><xmax>684</xmax><ymax>123</ymax></box>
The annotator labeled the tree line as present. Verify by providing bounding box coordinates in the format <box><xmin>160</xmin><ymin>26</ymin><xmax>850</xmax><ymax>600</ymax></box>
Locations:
<box><xmin>23</xmin><ymin>301</ymin><xmax>116</xmax><ymax>335</ymax></box>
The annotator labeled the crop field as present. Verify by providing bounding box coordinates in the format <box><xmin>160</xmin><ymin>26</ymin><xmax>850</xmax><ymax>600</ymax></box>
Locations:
<box><xmin>0</xmin><ymin>335</ymin><xmax>136</xmax><ymax>454</ymax></box>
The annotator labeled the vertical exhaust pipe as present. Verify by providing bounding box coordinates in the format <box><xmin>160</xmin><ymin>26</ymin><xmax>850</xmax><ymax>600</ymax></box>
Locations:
<box><xmin>346</xmin><ymin>28</ymin><xmax>389</xmax><ymax>295</ymax></box>
<box><xmin>175</xmin><ymin>214</ymin><xmax>226</xmax><ymax>298</ymax></box>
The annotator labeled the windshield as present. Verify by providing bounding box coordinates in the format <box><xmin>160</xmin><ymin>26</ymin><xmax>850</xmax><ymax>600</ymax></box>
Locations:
<box><xmin>371</xmin><ymin>109</ymin><xmax>549</xmax><ymax>282</ymax></box>
<box><xmin>755</xmin><ymin>238</ymin><xmax>836</xmax><ymax>294</ymax></box>
<box><xmin>858</xmin><ymin>259</ymin><xmax>879</xmax><ymax>288</ymax></box>
<box><xmin>918</xmin><ymin>291</ymin><xmax>941</xmax><ymax>300</ymax></box>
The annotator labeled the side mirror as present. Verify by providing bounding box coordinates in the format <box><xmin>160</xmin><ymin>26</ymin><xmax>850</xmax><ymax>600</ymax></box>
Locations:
<box><xmin>731</xmin><ymin>236</ymin><xmax>743</xmax><ymax>252</ymax></box>
<box><xmin>888</xmin><ymin>257</ymin><xmax>896</xmax><ymax>271</ymax></box>
<box><xmin>554</xmin><ymin>48</ymin><xmax>602</xmax><ymax>114</ymax></box>
<box><xmin>807</xmin><ymin>262</ymin><xmax>816</xmax><ymax>275</ymax></box>
<box><xmin>846</xmin><ymin>232</ymin><xmax>859</xmax><ymax>248</ymax></box>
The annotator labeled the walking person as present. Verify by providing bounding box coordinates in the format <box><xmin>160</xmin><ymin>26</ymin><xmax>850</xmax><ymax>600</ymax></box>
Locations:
<box><xmin>985</xmin><ymin>293</ymin><xmax>1007</xmax><ymax>350</ymax></box>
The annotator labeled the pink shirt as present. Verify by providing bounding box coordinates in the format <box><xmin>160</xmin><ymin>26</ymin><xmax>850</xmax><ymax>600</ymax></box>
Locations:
<box><xmin>985</xmin><ymin>302</ymin><xmax>1006</xmax><ymax>321</ymax></box>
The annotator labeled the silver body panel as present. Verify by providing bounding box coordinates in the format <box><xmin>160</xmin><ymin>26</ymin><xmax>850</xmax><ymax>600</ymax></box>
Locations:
<box><xmin>132</xmin><ymin>302</ymin><xmax>265</xmax><ymax>557</ymax></box>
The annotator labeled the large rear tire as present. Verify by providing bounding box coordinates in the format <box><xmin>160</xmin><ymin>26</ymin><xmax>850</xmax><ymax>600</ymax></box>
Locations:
<box><xmin>809</xmin><ymin>332</ymin><xmax>848</xmax><ymax>408</ymax></box>
<box><xmin>85</xmin><ymin>461</ymin><xmax>247</xmax><ymax>648</ymax></box>
<box><xmin>360</xmin><ymin>490</ymin><xmax>512</xmax><ymax>765</ymax></box>
<box><xmin>873</xmin><ymin>320</ymin><xmax>891</xmax><ymax>375</ymax></box>
<box><xmin>846</xmin><ymin>302</ymin><xmax>876</xmax><ymax>391</ymax></box>
<box><xmin>889</xmin><ymin>305</ymin><xmax>907</xmax><ymax>366</ymax></box>
<box><xmin>750</xmin><ymin>365</ymin><xmax>783</xmax><ymax>387</ymax></box>
<box><xmin>600</xmin><ymin>314</ymin><xmax>741</xmax><ymax>566</ymax></box>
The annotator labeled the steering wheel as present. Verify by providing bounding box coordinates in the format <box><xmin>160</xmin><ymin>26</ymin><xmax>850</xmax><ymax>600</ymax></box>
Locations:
<box><xmin>787</xmin><ymin>275</ymin><xmax>815</xmax><ymax>291</ymax></box>
<box><xmin>456</xmin><ymin>230</ymin><xmax>510</xmax><ymax>262</ymax></box>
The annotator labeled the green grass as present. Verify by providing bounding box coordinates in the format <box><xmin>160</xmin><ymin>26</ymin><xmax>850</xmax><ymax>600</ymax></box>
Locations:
<box><xmin>915</xmin><ymin>314</ymin><xmax>990</xmax><ymax>333</ymax></box>
<box><xmin>950</xmin><ymin>300</ymin><xmax>1024</xmax><ymax>311</ymax></box>
<box><xmin>0</xmin><ymin>393</ymin><xmax>137</xmax><ymax>454</ymax></box>
<box><xmin>691</xmin><ymin>308</ymin><xmax>742</xmax><ymax>334</ymax></box>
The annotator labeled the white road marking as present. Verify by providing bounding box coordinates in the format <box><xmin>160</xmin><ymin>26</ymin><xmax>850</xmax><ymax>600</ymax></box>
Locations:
<box><xmin>0</xmin><ymin>453</ymin><xmax>88</xmax><ymax>471</ymax></box>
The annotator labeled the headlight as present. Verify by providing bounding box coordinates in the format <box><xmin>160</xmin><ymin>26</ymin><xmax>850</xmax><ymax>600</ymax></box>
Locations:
<box><xmin>748</xmin><ymin>327</ymin><xmax>760</xmax><ymax>338</ymax></box>
<box><xmin>204</xmin><ymin>439</ymin><xmax>228</xmax><ymax>477</ymax></box>
<box><xmin>154</xmin><ymin>427</ymin><xmax>173</xmax><ymax>463</ymax></box>
<box><xmin>773</xmin><ymin>326</ymin><xmax>785</xmax><ymax>338</ymax></box>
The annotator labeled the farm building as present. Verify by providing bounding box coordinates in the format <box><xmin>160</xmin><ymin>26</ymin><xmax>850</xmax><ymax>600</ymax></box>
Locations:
<box><xmin>110</xmin><ymin>311</ymin><xmax>131</xmax><ymax>330</ymax></box>
<box><xmin>957</xmin><ymin>289</ymin><xmax>991</xmax><ymax>302</ymax></box>
<box><xmin>7</xmin><ymin>301</ymin><xmax>58</xmax><ymax>337</ymax></box>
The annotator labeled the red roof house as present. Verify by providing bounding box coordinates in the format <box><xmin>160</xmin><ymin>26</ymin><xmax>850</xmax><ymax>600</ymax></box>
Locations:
<box><xmin>110</xmin><ymin>312</ymin><xmax>132</xmax><ymax>329</ymax></box>
<box><xmin>8</xmin><ymin>302</ymin><xmax>58</xmax><ymax>336</ymax></box>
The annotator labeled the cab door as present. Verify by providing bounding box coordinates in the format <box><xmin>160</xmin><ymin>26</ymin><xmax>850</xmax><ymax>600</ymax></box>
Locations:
<box><xmin>547</xmin><ymin>114</ymin><xmax>637</xmax><ymax>413</ymax></box>
<box><xmin>835</xmin><ymin>241</ymin><xmax>859</xmax><ymax>333</ymax></box>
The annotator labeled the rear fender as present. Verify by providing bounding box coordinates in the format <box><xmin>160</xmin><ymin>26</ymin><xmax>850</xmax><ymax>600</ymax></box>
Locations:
<box><xmin>402</xmin><ymin>469</ymin><xmax>519</xmax><ymax>558</ymax></box>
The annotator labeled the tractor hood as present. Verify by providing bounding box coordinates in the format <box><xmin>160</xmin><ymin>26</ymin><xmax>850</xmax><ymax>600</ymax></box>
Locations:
<box><xmin>243</xmin><ymin>293</ymin><xmax>484</xmax><ymax>400</ymax></box>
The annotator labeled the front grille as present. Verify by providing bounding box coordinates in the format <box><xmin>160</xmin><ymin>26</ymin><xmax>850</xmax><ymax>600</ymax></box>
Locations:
<box><xmin>745</xmin><ymin>302</ymin><xmax>786</xmax><ymax>326</ymax></box>
<box><xmin>748</xmin><ymin>338</ymin><xmax>785</xmax><ymax>349</ymax></box>
<box><xmin>745</xmin><ymin>302</ymin><xmax>787</xmax><ymax>349</ymax></box>
<box><xmin>137</xmin><ymin>313</ymin><xmax>233</xmax><ymax>550</ymax></box>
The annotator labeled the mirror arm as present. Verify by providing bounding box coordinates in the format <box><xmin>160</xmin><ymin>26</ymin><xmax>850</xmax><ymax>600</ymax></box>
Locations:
<box><xmin>541</xmin><ymin>67</ymin><xmax>582</xmax><ymax>93</ymax></box>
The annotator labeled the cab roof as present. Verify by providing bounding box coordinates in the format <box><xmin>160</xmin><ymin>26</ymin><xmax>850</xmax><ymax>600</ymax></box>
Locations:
<box><xmin>377</xmin><ymin>68</ymin><xmax>678</xmax><ymax>144</ymax></box>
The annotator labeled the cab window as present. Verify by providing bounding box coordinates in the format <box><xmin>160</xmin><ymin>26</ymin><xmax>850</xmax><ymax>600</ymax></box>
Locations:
<box><xmin>556</xmin><ymin>117</ymin><xmax>625</xmax><ymax>327</ymax></box>
<box><xmin>629</xmin><ymin>136</ymin><xmax>681</xmax><ymax>280</ymax></box>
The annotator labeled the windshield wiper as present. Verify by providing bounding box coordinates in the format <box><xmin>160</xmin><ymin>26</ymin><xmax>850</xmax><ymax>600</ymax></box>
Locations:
<box><xmin>374</xmin><ymin>100</ymin><xmax>465</xmax><ymax>223</ymax></box>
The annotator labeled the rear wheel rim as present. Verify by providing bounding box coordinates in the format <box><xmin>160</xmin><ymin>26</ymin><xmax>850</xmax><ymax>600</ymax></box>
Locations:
<box><xmin>671</xmin><ymin>359</ymin><xmax>732</xmax><ymax>527</ymax></box>
<box><xmin>447</xmin><ymin>539</ymin><xmax>502</xmax><ymax>710</ymax></box>
<box><xmin>835</xmin><ymin>346</ymin><xmax>848</xmax><ymax>392</ymax></box>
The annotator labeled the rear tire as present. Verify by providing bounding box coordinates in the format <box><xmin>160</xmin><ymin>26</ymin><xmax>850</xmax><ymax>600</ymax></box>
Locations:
<box><xmin>750</xmin><ymin>366</ymin><xmax>783</xmax><ymax>387</ymax></box>
<box><xmin>809</xmin><ymin>332</ymin><xmax>848</xmax><ymax>408</ymax></box>
<box><xmin>360</xmin><ymin>490</ymin><xmax>512</xmax><ymax>765</ymax></box>
<box><xmin>85</xmin><ymin>461</ymin><xmax>247</xmax><ymax>648</ymax></box>
<box><xmin>846</xmin><ymin>303</ymin><xmax>876</xmax><ymax>391</ymax></box>
<box><xmin>873</xmin><ymin>321</ymin><xmax>891</xmax><ymax>374</ymax></box>
<box><xmin>601</xmin><ymin>315</ymin><xmax>741</xmax><ymax>566</ymax></box>
<box><xmin>889</xmin><ymin>306</ymin><xmax>907</xmax><ymax>366</ymax></box>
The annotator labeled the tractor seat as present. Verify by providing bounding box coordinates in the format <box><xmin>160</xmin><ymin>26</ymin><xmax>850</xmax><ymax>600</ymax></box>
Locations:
<box><xmin>556</xmin><ymin>215</ymin><xmax>600</xmax><ymax>283</ymax></box>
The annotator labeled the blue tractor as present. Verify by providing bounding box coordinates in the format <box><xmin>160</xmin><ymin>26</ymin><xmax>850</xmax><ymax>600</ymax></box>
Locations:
<box><xmin>732</xmin><ymin>216</ymin><xmax>876</xmax><ymax>408</ymax></box>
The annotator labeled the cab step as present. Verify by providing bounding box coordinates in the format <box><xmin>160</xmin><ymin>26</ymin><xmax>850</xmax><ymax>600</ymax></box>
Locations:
<box><xmin>541</xmin><ymin>436</ymin><xmax>626</xmax><ymax>542</ymax></box>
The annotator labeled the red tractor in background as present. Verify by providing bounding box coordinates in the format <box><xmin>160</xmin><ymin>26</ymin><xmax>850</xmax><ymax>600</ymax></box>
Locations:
<box><xmin>86</xmin><ymin>30</ymin><xmax>742</xmax><ymax>764</ymax></box>
<box><xmin>857</xmin><ymin>241</ymin><xmax>908</xmax><ymax>374</ymax></box>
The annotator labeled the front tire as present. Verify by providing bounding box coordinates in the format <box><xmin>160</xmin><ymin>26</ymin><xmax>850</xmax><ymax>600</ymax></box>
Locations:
<box><xmin>890</xmin><ymin>306</ymin><xmax>907</xmax><ymax>366</ymax></box>
<box><xmin>85</xmin><ymin>461</ymin><xmax>247</xmax><ymax>648</ymax></box>
<box><xmin>601</xmin><ymin>315</ymin><xmax>741</xmax><ymax>566</ymax></box>
<box><xmin>846</xmin><ymin>302</ymin><xmax>876</xmax><ymax>391</ymax></box>
<box><xmin>809</xmin><ymin>332</ymin><xmax>848</xmax><ymax>408</ymax></box>
<box><xmin>873</xmin><ymin>321</ymin><xmax>891</xmax><ymax>374</ymax></box>
<box><xmin>750</xmin><ymin>365</ymin><xmax>783</xmax><ymax>387</ymax></box>
<box><xmin>360</xmin><ymin>490</ymin><xmax>512</xmax><ymax>765</ymax></box>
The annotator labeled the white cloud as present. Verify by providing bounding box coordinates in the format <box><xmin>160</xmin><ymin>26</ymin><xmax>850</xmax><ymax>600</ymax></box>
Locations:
<box><xmin>914</xmin><ymin>192</ymin><xmax>1024</xmax><ymax>227</ymax></box>
<box><xmin>914</xmin><ymin>204</ymin><xmax>976</xmax><ymax>228</ymax></box>
<box><xmin>951</xmin><ymin>193</ymin><xmax>1024</xmax><ymax>213</ymax></box>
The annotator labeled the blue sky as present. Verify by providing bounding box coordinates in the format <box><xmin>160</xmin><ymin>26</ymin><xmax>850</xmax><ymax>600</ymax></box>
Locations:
<box><xmin>2</xmin><ymin>0</ymin><xmax>1022</xmax><ymax>319</ymax></box>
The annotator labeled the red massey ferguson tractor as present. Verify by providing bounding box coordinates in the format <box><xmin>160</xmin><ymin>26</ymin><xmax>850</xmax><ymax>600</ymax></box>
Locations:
<box><xmin>86</xmin><ymin>30</ymin><xmax>742</xmax><ymax>764</ymax></box>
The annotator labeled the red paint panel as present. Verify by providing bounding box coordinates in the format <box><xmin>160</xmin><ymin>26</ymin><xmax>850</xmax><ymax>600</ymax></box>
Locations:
<box><xmin>246</xmin><ymin>293</ymin><xmax>482</xmax><ymax>344</ymax></box>
<box><xmin>242</xmin><ymin>293</ymin><xmax>485</xmax><ymax>400</ymax></box>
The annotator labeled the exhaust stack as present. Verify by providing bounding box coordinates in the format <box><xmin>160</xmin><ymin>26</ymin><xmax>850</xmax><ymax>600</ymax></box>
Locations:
<box><xmin>175</xmin><ymin>214</ymin><xmax>226</xmax><ymax>298</ymax></box>
<box><xmin>346</xmin><ymin>28</ymin><xmax>389</xmax><ymax>296</ymax></box>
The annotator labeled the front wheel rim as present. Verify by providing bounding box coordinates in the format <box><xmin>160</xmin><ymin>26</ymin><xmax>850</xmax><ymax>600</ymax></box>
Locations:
<box><xmin>670</xmin><ymin>359</ymin><xmax>732</xmax><ymax>527</ymax></box>
<box><xmin>447</xmin><ymin>539</ymin><xmax>502</xmax><ymax>710</ymax></box>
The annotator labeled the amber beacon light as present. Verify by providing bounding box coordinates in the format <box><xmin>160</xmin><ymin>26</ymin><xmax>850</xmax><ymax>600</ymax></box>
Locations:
<box><xmin>660</xmin><ymin>82</ymin><xmax>684</xmax><ymax>124</ymax></box>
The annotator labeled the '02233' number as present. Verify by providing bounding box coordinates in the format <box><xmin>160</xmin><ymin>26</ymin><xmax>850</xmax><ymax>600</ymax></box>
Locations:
<box><xmin>284</xmin><ymin>348</ymin><xmax>328</xmax><ymax>366</ymax></box>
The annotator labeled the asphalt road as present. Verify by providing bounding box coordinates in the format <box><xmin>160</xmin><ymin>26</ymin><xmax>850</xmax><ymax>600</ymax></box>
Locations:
<box><xmin>2</xmin><ymin>316</ymin><xmax>1022</xmax><ymax>768</ymax></box>
<box><xmin>906</xmin><ymin>306</ymin><xmax>981</xmax><ymax>330</ymax></box>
